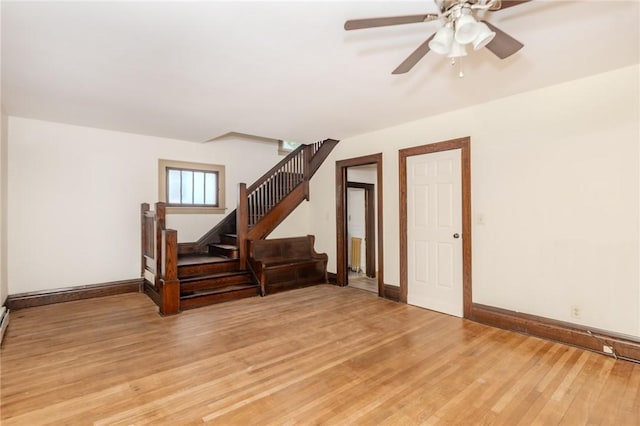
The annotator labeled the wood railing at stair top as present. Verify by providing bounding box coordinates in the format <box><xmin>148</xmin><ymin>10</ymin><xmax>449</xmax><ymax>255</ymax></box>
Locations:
<box><xmin>141</xmin><ymin>202</ymin><xmax>179</xmax><ymax>316</ymax></box>
<box><xmin>141</xmin><ymin>202</ymin><xmax>164</xmax><ymax>283</ymax></box>
<box><xmin>237</xmin><ymin>138</ymin><xmax>339</xmax><ymax>268</ymax></box>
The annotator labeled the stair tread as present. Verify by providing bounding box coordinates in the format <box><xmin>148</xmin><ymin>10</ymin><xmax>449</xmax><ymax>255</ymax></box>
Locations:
<box><xmin>180</xmin><ymin>271</ymin><xmax>250</xmax><ymax>283</ymax></box>
<box><xmin>181</xmin><ymin>283</ymin><xmax>258</xmax><ymax>299</ymax></box>
<box><xmin>178</xmin><ymin>254</ymin><xmax>235</xmax><ymax>266</ymax></box>
<box><xmin>209</xmin><ymin>244</ymin><xmax>238</xmax><ymax>249</ymax></box>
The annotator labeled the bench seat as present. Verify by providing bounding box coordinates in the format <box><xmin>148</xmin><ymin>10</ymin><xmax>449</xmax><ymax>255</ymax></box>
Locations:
<box><xmin>248</xmin><ymin>235</ymin><xmax>328</xmax><ymax>295</ymax></box>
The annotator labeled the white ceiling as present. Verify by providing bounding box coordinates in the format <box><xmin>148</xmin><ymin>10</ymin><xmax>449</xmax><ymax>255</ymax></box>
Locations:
<box><xmin>1</xmin><ymin>1</ymin><xmax>639</xmax><ymax>144</ymax></box>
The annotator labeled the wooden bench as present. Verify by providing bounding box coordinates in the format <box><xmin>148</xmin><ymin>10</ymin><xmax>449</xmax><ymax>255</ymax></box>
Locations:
<box><xmin>247</xmin><ymin>235</ymin><xmax>328</xmax><ymax>295</ymax></box>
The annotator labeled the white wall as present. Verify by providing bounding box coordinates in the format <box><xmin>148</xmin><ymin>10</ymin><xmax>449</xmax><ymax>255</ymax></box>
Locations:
<box><xmin>1</xmin><ymin>0</ymin><xmax>7</xmax><ymax>305</ymax></box>
<box><xmin>7</xmin><ymin>117</ymin><xmax>281</xmax><ymax>293</ymax></box>
<box><xmin>347</xmin><ymin>167</ymin><xmax>376</xmax><ymax>185</ymax></box>
<box><xmin>310</xmin><ymin>65</ymin><xmax>640</xmax><ymax>337</ymax></box>
<box><xmin>269</xmin><ymin>201</ymin><xmax>311</xmax><ymax>239</ymax></box>
<box><xmin>0</xmin><ymin>111</ymin><xmax>7</xmax><ymax>305</ymax></box>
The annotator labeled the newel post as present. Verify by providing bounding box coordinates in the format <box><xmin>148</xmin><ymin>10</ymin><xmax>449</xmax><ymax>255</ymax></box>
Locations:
<box><xmin>160</xmin><ymin>229</ymin><xmax>180</xmax><ymax>315</ymax></box>
<box><xmin>237</xmin><ymin>183</ymin><xmax>249</xmax><ymax>270</ymax></box>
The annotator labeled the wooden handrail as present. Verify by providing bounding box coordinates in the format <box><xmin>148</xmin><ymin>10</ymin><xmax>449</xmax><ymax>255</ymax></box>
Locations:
<box><xmin>247</xmin><ymin>143</ymin><xmax>306</xmax><ymax>193</ymax></box>
<box><xmin>246</xmin><ymin>148</ymin><xmax>306</xmax><ymax>229</ymax></box>
<box><xmin>309</xmin><ymin>138</ymin><xmax>339</xmax><ymax>179</ymax></box>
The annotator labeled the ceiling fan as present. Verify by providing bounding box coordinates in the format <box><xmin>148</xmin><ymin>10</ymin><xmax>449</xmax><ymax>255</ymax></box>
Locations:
<box><xmin>344</xmin><ymin>0</ymin><xmax>531</xmax><ymax>75</ymax></box>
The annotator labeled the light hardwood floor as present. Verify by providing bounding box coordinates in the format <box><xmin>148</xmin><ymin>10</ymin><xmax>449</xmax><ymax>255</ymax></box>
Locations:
<box><xmin>348</xmin><ymin>273</ymin><xmax>378</xmax><ymax>293</ymax></box>
<box><xmin>1</xmin><ymin>285</ymin><xmax>638</xmax><ymax>425</ymax></box>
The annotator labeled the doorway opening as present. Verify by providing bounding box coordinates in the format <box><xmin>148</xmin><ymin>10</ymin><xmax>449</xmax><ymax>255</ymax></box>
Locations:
<box><xmin>347</xmin><ymin>180</ymin><xmax>376</xmax><ymax>293</ymax></box>
<box><xmin>336</xmin><ymin>154</ymin><xmax>384</xmax><ymax>296</ymax></box>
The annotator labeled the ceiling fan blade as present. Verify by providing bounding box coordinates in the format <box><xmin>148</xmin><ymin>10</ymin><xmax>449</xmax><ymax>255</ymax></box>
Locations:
<box><xmin>490</xmin><ymin>0</ymin><xmax>532</xmax><ymax>10</ymax></box>
<box><xmin>344</xmin><ymin>14</ymin><xmax>439</xmax><ymax>31</ymax></box>
<box><xmin>392</xmin><ymin>33</ymin><xmax>435</xmax><ymax>75</ymax></box>
<box><xmin>482</xmin><ymin>21</ymin><xmax>524</xmax><ymax>59</ymax></box>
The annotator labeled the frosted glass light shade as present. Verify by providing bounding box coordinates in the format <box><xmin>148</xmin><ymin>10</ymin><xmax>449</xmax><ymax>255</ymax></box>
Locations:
<box><xmin>429</xmin><ymin>26</ymin><xmax>454</xmax><ymax>55</ymax></box>
<box><xmin>447</xmin><ymin>40</ymin><xmax>467</xmax><ymax>58</ymax></box>
<box><xmin>472</xmin><ymin>22</ymin><xmax>496</xmax><ymax>50</ymax></box>
<box><xmin>454</xmin><ymin>14</ymin><xmax>480</xmax><ymax>44</ymax></box>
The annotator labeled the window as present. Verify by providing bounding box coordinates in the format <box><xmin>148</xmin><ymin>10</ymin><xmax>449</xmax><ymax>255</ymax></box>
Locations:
<box><xmin>159</xmin><ymin>159</ymin><xmax>225</xmax><ymax>214</ymax></box>
<box><xmin>278</xmin><ymin>140</ymin><xmax>302</xmax><ymax>155</ymax></box>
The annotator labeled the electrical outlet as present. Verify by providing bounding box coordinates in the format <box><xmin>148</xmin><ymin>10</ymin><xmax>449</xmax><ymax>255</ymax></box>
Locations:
<box><xmin>603</xmin><ymin>345</ymin><xmax>614</xmax><ymax>354</ymax></box>
<box><xmin>570</xmin><ymin>305</ymin><xmax>581</xmax><ymax>319</ymax></box>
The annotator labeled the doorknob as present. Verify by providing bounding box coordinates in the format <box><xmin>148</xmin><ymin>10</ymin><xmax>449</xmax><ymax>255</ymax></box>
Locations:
<box><xmin>453</xmin><ymin>233</ymin><xmax>460</xmax><ymax>239</ymax></box>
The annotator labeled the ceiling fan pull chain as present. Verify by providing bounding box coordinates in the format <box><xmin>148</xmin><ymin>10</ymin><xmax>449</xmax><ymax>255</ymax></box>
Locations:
<box><xmin>450</xmin><ymin>56</ymin><xmax>465</xmax><ymax>78</ymax></box>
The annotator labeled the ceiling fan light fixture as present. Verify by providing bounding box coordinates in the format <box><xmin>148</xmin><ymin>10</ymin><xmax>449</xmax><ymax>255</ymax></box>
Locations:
<box><xmin>454</xmin><ymin>14</ymin><xmax>481</xmax><ymax>44</ymax></box>
<box><xmin>343</xmin><ymin>0</ymin><xmax>531</xmax><ymax>75</ymax></box>
<box><xmin>428</xmin><ymin>25</ymin><xmax>454</xmax><ymax>55</ymax></box>
<box><xmin>472</xmin><ymin>22</ymin><xmax>496</xmax><ymax>50</ymax></box>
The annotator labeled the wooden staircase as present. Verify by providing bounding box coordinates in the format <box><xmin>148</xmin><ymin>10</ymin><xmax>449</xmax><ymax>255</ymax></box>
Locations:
<box><xmin>141</xmin><ymin>139</ymin><xmax>338</xmax><ymax>315</ymax></box>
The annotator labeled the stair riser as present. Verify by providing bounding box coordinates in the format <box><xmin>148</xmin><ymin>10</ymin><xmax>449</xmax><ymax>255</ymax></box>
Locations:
<box><xmin>180</xmin><ymin>287</ymin><xmax>259</xmax><ymax>310</ymax></box>
<box><xmin>181</xmin><ymin>274</ymin><xmax>253</xmax><ymax>293</ymax></box>
<box><xmin>178</xmin><ymin>261</ymin><xmax>239</xmax><ymax>278</ymax></box>
<box><xmin>208</xmin><ymin>245</ymin><xmax>239</xmax><ymax>259</ymax></box>
<box><xmin>220</xmin><ymin>234</ymin><xmax>237</xmax><ymax>245</ymax></box>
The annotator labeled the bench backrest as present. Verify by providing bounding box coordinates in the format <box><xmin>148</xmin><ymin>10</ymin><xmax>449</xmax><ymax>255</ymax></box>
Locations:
<box><xmin>249</xmin><ymin>236</ymin><xmax>314</xmax><ymax>260</ymax></box>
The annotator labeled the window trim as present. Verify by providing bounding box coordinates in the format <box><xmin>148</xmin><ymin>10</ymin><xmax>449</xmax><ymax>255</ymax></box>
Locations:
<box><xmin>158</xmin><ymin>159</ymin><xmax>226</xmax><ymax>214</ymax></box>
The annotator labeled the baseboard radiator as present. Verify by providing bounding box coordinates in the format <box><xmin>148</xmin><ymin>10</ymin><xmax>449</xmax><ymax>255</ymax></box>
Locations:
<box><xmin>350</xmin><ymin>237</ymin><xmax>362</xmax><ymax>273</ymax></box>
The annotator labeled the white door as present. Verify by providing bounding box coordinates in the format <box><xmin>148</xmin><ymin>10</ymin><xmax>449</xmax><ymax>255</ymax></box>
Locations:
<box><xmin>407</xmin><ymin>149</ymin><xmax>463</xmax><ymax>317</ymax></box>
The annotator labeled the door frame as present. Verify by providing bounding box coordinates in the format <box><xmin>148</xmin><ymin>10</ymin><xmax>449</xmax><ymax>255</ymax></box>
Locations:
<box><xmin>347</xmin><ymin>181</ymin><xmax>376</xmax><ymax>278</ymax></box>
<box><xmin>336</xmin><ymin>154</ymin><xmax>383</xmax><ymax>296</ymax></box>
<box><xmin>399</xmin><ymin>137</ymin><xmax>472</xmax><ymax>318</ymax></box>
